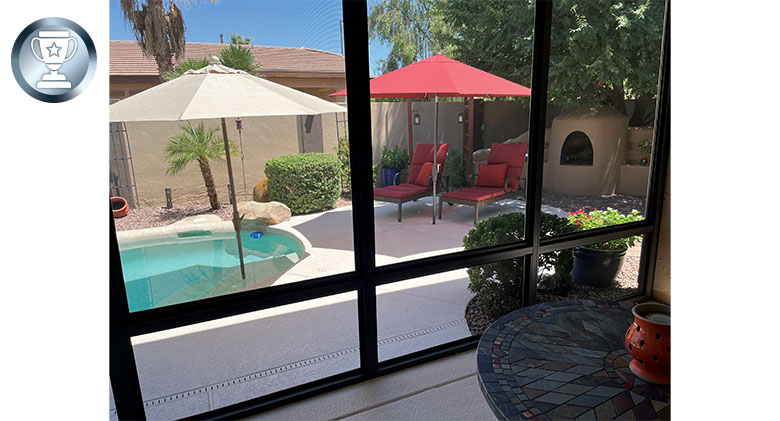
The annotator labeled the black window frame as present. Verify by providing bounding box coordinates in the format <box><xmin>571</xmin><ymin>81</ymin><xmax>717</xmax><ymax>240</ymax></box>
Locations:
<box><xmin>109</xmin><ymin>1</ymin><xmax>670</xmax><ymax>419</ymax></box>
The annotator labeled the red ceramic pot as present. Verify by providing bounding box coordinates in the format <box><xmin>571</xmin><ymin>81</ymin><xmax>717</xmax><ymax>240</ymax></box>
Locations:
<box><xmin>111</xmin><ymin>196</ymin><xmax>129</xmax><ymax>218</ymax></box>
<box><xmin>625</xmin><ymin>302</ymin><xmax>670</xmax><ymax>384</ymax></box>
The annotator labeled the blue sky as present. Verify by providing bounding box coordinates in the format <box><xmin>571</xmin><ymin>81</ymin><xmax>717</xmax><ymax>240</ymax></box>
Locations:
<box><xmin>109</xmin><ymin>0</ymin><xmax>390</xmax><ymax>74</ymax></box>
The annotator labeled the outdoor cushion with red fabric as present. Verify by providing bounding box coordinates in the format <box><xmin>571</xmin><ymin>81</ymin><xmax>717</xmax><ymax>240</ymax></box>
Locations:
<box><xmin>442</xmin><ymin>187</ymin><xmax>508</xmax><ymax>203</ymax></box>
<box><xmin>374</xmin><ymin>184</ymin><xmax>428</xmax><ymax>199</ymax></box>
<box><xmin>406</xmin><ymin>143</ymin><xmax>434</xmax><ymax>185</ymax></box>
<box><xmin>488</xmin><ymin>143</ymin><xmax>528</xmax><ymax>191</ymax></box>
<box><xmin>415</xmin><ymin>162</ymin><xmax>434</xmax><ymax>186</ymax></box>
<box><xmin>475</xmin><ymin>163</ymin><xmax>508</xmax><ymax>188</ymax></box>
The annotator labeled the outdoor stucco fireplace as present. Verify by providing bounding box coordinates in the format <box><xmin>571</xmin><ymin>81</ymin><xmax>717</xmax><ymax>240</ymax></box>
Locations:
<box><xmin>547</xmin><ymin>107</ymin><xmax>628</xmax><ymax>196</ymax></box>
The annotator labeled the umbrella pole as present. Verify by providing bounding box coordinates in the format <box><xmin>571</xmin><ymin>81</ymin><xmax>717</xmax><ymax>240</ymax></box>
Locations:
<box><xmin>221</xmin><ymin>117</ymin><xmax>246</xmax><ymax>280</ymax></box>
<box><xmin>432</xmin><ymin>94</ymin><xmax>438</xmax><ymax>225</ymax></box>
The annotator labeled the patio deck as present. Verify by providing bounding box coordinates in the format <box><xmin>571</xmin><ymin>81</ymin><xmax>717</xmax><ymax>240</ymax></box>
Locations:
<box><xmin>110</xmin><ymin>198</ymin><xmax>568</xmax><ymax>420</ymax></box>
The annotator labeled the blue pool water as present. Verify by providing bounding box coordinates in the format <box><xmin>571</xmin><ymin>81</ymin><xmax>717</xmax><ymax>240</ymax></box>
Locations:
<box><xmin>119</xmin><ymin>232</ymin><xmax>303</xmax><ymax>312</ymax></box>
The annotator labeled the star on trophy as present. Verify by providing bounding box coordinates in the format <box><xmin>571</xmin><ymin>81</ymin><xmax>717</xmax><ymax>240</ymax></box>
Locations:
<box><xmin>31</xmin><ymin>30</ymin><xmax>77</xmax><ymax>89</ymax></box>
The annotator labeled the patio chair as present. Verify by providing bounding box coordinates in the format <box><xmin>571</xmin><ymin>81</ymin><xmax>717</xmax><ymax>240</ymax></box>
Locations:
<box><xmin>374</xmin><ymin>143</ymin><xmax>449</xmax><ymax>222</ymax></box>
<box><xmin>438</xmin><ymin>143</ymin><xmax>528</xmax><ymax>225</ymax></box>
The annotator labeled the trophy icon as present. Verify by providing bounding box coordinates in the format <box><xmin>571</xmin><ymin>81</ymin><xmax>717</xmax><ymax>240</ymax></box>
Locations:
<box><xmin>30</xmin><ymin>30</ymin><xmax>78</xmax><ymax>89</ymax></box>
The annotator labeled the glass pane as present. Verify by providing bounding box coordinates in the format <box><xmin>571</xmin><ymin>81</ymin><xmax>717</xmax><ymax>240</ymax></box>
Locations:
<box><xmin>109</xmin><ymin>0</ymin><xmax>354</xmax><ymax>312</ymax></box>
<box><xmin>129</xmin><ymin>292</ymin><xmax>359</xmax><ymax>420</ymax></box>
<box><xmin>378</xmin><ymin>256</ymin><xmax>526</xmax><ymax>359</ymax></box>
<box><xmin>536</xmin><ymin>235</ymin><xmax>644</xmax><ymax>304</ymax></box>
<box><xmin>368</xmin><ymin>0</ymin><xmax>534</xmax><ymax>265</ymax></box>
<box><xmin>540</xmin><ymin>1</ymin><xmax>665</xmax><ymax>237</ymax></box>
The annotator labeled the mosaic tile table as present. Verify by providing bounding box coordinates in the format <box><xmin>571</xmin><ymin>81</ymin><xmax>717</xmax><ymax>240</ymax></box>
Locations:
<box><xmin>477</xmin><ymin>300</ymin><xmax>670</xmax><ymax>420</ymax></box>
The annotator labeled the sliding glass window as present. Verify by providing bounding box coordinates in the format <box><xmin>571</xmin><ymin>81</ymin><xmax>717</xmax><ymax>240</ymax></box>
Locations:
<box><xmin>110</xmin><ymin>1</ymin><xmax>669</xmax><ymax>419</ymax></box>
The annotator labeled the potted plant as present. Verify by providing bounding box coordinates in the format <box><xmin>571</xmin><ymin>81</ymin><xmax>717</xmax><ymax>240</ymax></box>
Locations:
<box><xmin>380</xmin><ymin>145</ymin><xmax>410</xmax><ymax>187</ymax></box>
<box><xmin>637</xmin><ymin>137</ymin><xmax>653</xmax><ymax>166</ymax></box>
<box><xmin>567</xmin><ymin>208</ymin><xmax>644</xmax><ymax>287</ymax></box>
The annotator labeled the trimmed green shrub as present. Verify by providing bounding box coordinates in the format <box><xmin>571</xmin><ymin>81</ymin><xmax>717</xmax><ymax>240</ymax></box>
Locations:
<box><xmin>463</xmin><ymin>212</ymin><xmax>577</xmax><ymax>316</ymax></box>
<box><xmin>265</xmin><ymin>153</ymin><xmax>341</xmax><ymax>214</ymax></box>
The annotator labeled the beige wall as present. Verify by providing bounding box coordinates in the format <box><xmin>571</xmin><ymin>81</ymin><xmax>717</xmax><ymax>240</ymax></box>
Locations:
<box><xmin>369</xmin><ymin>101</ymin><xmax>464</xmax><ymax>168</ymax></box>
<box><xmin>626</xmin><ymin>127</ymin><xmax>654</xmax><ymax>165</ymax></box>
<box><xmin>616</xmin><ymin>165</ymin><xmax>650</xmax><ymax>196</ymax></box>
<box><xmin>125</xmin><ymin>114</ymin><xmax>340</xmax><ymax>207</ymax></box>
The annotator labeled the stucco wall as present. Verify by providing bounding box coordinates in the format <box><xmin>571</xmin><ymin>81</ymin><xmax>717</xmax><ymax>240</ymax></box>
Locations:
<box><xmin>125</xmin><ymin>115</ymin><xmax>335</xmax><ymax>207</ymax></box>
<box><xmin>546</xmin><ymin>108</ymin><xmax>629</xmax><ymax>196</ymax></box>
<box><xmin>616</xmin><ymin>165</ymin><xmax>650</xmax><ymax>196</ymax></box>
<box><xmin>370</xmin><ymin>101</ymin><xmax>464</xmax><ymax>168</ymax></box>
<box><xmin>626</xmin><ymin>127</ymin><xmax>654</xmax><ymax>165</ymax></box>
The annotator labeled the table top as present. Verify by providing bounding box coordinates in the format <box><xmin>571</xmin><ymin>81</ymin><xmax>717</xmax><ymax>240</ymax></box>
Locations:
<box><xmin>477</xmin><ymin>300</ymin><xmax>670</xmax><ymax>420</ymax></box>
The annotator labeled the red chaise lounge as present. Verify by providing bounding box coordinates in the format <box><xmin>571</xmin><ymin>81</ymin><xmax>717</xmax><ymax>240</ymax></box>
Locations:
<box><xmin>374</xmin><ymin>143</ymin><xmax>449</xmax><ymax>222</ymax></box>
<box><xmin>438</xmin><ymin>143</ymin><xmax>528</xmax><ymax>224</ymax></box>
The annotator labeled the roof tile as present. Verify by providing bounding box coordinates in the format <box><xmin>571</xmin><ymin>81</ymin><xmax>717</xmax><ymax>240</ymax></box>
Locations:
<box><xmin>110</xmin><ymin>40</ymin><xmax>345</xmax><ymax>76</ymax></box>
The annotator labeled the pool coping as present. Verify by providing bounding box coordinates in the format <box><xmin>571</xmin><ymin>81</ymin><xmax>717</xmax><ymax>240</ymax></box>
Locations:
<box><xmin>115</xmin><ymin>215</ymin><xmax>312</xmax><ymax>254</ymax></box>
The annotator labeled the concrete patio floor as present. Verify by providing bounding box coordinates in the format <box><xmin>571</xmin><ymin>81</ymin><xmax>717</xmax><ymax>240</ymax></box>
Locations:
<box><xmin>110</xmin><ymin>198</ymin><xmax>567</xmax><ymax>420</ymax></box>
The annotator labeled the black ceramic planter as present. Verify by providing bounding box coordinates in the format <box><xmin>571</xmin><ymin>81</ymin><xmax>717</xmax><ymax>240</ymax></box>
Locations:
<box><xmin>571</xmin><ymin>246</ymin><xmax>627</xmax><ymax>288</ymax></box>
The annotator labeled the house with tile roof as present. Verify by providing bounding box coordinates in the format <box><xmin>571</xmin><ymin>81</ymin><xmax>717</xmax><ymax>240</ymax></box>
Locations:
<box><xmin>109</xmin><ymin>41</ymin><xmax>346</xmax><ymax>102</ymax></box>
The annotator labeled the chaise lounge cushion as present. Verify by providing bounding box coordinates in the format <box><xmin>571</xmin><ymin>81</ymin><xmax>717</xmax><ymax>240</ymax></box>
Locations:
<box><xmin>475</xmin><ymin>163</ymin><xmax>508</xmax><ymax>187</ymax></box>
<box><xmin>374</xmin><ymin>184</ymin><xmax>428</xmax><ymax>199</ymax></box>
<box><xmin>442</xmin><ymin>186</ymin><xmax>514</xmax><ymax>203</ymax></box>
<box><xmin>414</xmin><ymin>162</ymin><xmax>434</xmax><ymax>186</ymax></box>
<box><xmin>488</xmin><ymin>143</ymin><xmax>528</xmax><ymax>190</ymax></box>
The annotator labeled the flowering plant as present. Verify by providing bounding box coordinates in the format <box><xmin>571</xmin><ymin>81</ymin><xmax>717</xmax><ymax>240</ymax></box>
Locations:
<box><xmin>380</xmin><ymin>145</ymin><xmax>410</xmax><ymax>170</ymax></box>
<box><xmin>568</xmin><ymin>208</ymin><xmax>644</xmax><ymax>250</ymax></box>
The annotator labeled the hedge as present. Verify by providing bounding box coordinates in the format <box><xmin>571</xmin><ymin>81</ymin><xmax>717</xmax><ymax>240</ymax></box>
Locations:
<box><xmin>265</xmin><ymin>153</ymin><xmax>341</xmax><ymax>214</ymax></box>
<box><xmin>463</xmin><ymin>212</ymin><xmax>577</xmax><ymax>316</ymax></box>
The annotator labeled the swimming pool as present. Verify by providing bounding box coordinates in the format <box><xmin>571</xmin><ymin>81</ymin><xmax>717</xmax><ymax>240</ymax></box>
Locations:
<box><xmin>119</xmin><ymin>231</ymin><xmax>304</xmax><ymax>312</ymax></box>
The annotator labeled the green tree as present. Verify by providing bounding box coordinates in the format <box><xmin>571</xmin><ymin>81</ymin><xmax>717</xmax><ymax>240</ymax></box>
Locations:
<box><xmin>444</xmin><ymin>0</ymin><xmax>664</xmax><ymax>120</ymax></box>
<box><xmin>162</xmin><ymin>44</ymin><xmax>261</xmax><ymax>79</ymax></box>
<box><xmin>229</xmin><ymin>33</ymin><xmax>252</xmax><ymax>44</ymax></box>
<box><xmin>161</xmin><ymin>57</ymin><xmax>209</xmax><ymax>80</ymax></box>
<box><xmin>165</xmin><ymin>123</ymin><xmax>235</xmax><ymax>210</ymax></box>
<box><xmin>219</xmin><ymin>43</ymin><xmax>260</xmax><ymax>74</ymax></box>
<box><xmin>119</xmin><ymin>0</ymin><xmax>189</xmax><ymax>75</ymax></box>
<box><xmin>368</xmin><ymin>0</ymin><xmax>455</xmax><ymax>74</ymax></box>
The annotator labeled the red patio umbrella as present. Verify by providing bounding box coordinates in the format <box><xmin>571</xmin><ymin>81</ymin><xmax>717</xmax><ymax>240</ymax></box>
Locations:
<box><xmin>330</xmin><ymin>54</ymin><xmax>530</xmax><ymax>224</ymax></box>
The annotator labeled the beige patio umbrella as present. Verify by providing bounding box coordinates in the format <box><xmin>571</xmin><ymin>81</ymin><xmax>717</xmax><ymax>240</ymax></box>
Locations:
<box><xmin>110</xmin><ymin>57</ymin><xmax>346</xmax><ymax>279</ymax></box>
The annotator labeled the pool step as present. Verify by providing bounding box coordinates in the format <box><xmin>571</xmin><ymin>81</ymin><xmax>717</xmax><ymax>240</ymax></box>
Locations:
<box><xmin>154</xmin><ymin>265</ymin><xmax>236</xmax><ymax>308</ymax></box>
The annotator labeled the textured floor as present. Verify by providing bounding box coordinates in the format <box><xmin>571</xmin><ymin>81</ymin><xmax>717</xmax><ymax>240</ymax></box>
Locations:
<box><xmin>247</xmin><ymin>350</ymin><xmax>497</xmax><ymax>421</ymax></box>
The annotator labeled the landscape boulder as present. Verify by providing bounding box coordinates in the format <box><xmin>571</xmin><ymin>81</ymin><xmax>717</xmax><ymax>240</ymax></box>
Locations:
<box><xmin>238</xmin><ymin>201</ymin><xmax>291</xmax><ymax>227</ymax></box>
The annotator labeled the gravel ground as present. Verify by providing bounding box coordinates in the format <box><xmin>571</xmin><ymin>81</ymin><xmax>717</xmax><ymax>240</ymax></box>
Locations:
<box><xmin>114</xmin><ymin>198</ymin><xmax>354</xmax><ymax>231</ymax></box>
<box><xmin>465</xmin><ymin>254</ymin><xmax>640</xmax><ymax>335</ymax></box>
<box><xmin>113</xmin><ymin>203</ymin><xmax>234</xmax><ymax>231</ymax></box>
<box><xmin>541</xmin><ymin>189</ymin><xmax>646</xmax><ymax>216</ymax></box>
<box><xmin>114</xmin><ymin>190</ymin><xmax>640</xmax><ymax>231</ymax></box>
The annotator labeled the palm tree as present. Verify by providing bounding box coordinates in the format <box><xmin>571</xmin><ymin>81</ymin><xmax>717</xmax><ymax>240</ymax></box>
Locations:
<box><xmin>165</xmin><ymin>123</ymin><xmax>235</xmax><ymax>210</ymax></box>
<box><xmin>218</xmin><ymin>44</ymin><xmax>261</xmax><ymax>75</ymax></box>
<box><xmin>162</xmin><ymin>44</ymin><xmax>262</xmax><ymax>80</ymax></box>
<box><xmin>161</xmin><ymin>57</ymin><xmax>209</xmax><ymax>80</ymax></box>
<box><xmin>120</xmin><ymin>0</ymin><xmax>188</xmax><ymax>75</ymax></box>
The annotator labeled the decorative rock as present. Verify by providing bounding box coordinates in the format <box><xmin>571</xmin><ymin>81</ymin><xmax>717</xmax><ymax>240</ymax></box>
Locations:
<box><xmin>472</xmin><ymin>148</ymin><xmax>491</xmax><ymax>165</ymax></box>
<box><xmin>238</xmin><ymin>201</ymin><xmax>291</xmax><ymax>226</ymax></box>
<box><xmin>504</xmin><ymin>132</ymin><xmax>529</xmax><ymax>144</ymax></box>
<box><xmin>253</xmin><ymin>177</ymin><xmax>270</xmax><ymax>202</ymax></box>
